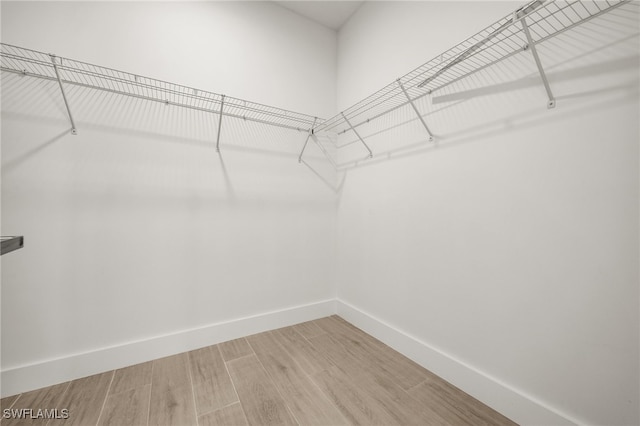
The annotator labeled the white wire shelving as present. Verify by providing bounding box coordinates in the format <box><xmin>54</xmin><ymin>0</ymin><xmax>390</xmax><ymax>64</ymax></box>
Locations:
<box><xmin>0</xmin><ymin>0</ymin><xmax>635</xmax><ymax>162</ymax></box>
<box><xmin>0</xmin><ymin>43</ymin><xmax>320</xmax><ymax>137</ymax></box>
<box><xmin>314</xmin><ymin>0</ymin><xmax>634</xmax><ymax>154</ymax></box>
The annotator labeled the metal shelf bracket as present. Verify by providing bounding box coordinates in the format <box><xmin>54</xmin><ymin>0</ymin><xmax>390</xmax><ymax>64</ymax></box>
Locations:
<box><xmin>216</xmin><ymin>94</ymin><xmax>225</xmax><ymax>152</ymax></box>
<box><xmin>49</xmin><ymin>55</ymin><xmax>77</xmax><ymax>135</ymax></box>
<box><xmin>341</xmin><ymin>112</ymin><xmax>373</xmax><ymax>158</ymax></box>
<box><xmin>397</xmin><ymin>79</ymin><xmax>434</xmax><ymax>142</ymax></box>
<box><xmin>298</xmin><ymin>117</ymin><xmax>318</xmax><ymax>163</ymax></box>
<box><xmin>2</xmin><ymin>0</ymin><xmax>630</xmax><ymax>159</ymax></box>
<box><xmin>521</xmin><ymin>17</ymin><xmax>556</xmax><ymax>109</ymax></box>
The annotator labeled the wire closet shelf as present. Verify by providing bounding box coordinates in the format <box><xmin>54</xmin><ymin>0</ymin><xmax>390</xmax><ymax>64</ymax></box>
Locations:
<box><xmin>314</xmin><ymin>0</ymin><xmax>633</xmax><ymax>137</ymax></box>
<box><xmin>0</xmin><ymin>44</ymin><xmax>320</xmax><ymax>133</ymax></box>
<box><xmin>0</xmin><ymin>0</ymin><xmax>634</xmax><ymax>154</ymax></box>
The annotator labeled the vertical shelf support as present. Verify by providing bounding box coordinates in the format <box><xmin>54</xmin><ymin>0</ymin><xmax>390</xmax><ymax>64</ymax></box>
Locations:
<box><xmin>341</xmin><ymin>112</ymin><xmax>373</xmax><ymax>158</ymax></box>
<box><xmin>397</xmin><ymin>79</ymin><xmax>434</xmax><ymax>141</ymax></box>
<box><xmin>521</xmin><ymin>18</ymin><xmax>556</xmax><ymax>109</ymax></box>
<box><xmin>298</xmin><ymin>117</ymin><xmax>318</xmax><ymax>163</ymax></box>
<box><xmin>50</xmin><ymin>55</ymin><xmax>77</xmax><ymax>135</ymax></box>
<box><xmin>216</xmin><ymin>94</ymin><xmax>225</xmax><ymax>152</ymax></box>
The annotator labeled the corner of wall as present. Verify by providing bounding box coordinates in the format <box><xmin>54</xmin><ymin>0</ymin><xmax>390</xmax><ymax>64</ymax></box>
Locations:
<box><xmin>335</xmin><ymin>299</ymin><xmax>579</xmax><ymax>426</ymax></box>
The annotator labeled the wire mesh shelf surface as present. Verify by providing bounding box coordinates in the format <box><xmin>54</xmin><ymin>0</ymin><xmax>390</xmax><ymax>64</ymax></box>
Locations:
<box><xmin>314</xmin><ymin>0</ymin><xmax>633</xmax><ymax>136</ymax></box>
<box><xmin>0</xmin><ymin>0</ymin><xmax>633</xmax><ymax>143</ymax></box>
<box><xmin>0</xmin><ymin>43</ymin><xmax>319</xmax><ymax>133</ymax></box>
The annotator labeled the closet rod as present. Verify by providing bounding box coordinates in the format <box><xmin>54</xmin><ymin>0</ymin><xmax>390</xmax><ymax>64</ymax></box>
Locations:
<box><xmin>0</xmin><ymin>43</ymin><xmax>320</xmax><ymax>134</ymax></box>
<box><xmin>416</xmin><ymin>0</ymin><xmax>545</xmax><ymax>89</ymax></box>
<box><xmin>315</xmin><ymin>0</ymin><xmax>632</xmax><ymax>137</ymax></box>
<box><xmin>1</xmin><ymin>0</ymin><xmax>633</xmax><ymax>155</ymax></box>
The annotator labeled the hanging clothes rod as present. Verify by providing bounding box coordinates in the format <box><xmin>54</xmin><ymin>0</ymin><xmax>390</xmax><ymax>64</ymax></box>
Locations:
<box><xmin>0</xmin><ymin>43</ymin><xmax>320</xmax><ymax>134</ymax></box>
<box><xmin>314</xmin><ymin>0</ymin><xmax>633</xmax><ymax>137</ymax></box>
<box><xmin>0</xmin><ymin>0</ymin><xmax>633</xmax><ymax>150</ymax></box>
<box><xmin>415</xmin><ymin>0</ymin><xmax>546</xmax><ymax>89</ymax></box>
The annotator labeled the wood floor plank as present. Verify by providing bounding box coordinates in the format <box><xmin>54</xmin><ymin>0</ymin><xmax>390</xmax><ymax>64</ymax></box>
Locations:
<box><xmin>226</xmin><ymin>354</ymin><xmax>297</xmax><ymax>426</ymax></box>
<box><xmin>306</xmin><ymin>332</ymin><xmax>351</xmax><ymax>367</ymax></box>
<box><xmin>246</xmin><ymin>332</ymin><xmax>348</xmax><ymax>426</ymax></box>
<box><xmin>270</xmin><ymin>327</ymin><xmax>334</xmax><ymax>375</ymax></box>
<box><xmin>149</xmin><ymin>353</ymin><xmax>197</xmax><ymax>426</ymax></box>
<box><xmin>149</xmin><ymin>384</ymin><xmax>197</xmax><ymax>426</ymax></box>
<box><xmin>1</xmin><ymin>382</ymin><xmax>69</xmax><ymax>426</ymax></box>
<box><xmin>0</xmin><ymin>316</ymin><xmax>514</xmax><ymax>426</ymax></box>
<box><xmin>49</xmin><ymin>372</ymin><xmax>112</xmax><ymax>426</ymax></box>
<box><xmin>291</xmin><ymin>321</ymin><xmax>325</xmax><ymax>340</ymax></box>
<box><xmin>1</xmin><ymin>394</ymin><xmax>21</xmax><ymax>424</ymax></box>
<box><xmin>308</xmin><ymin>332</ymin><xmax>445</xmax><ymax>425</ymax></box>
<box><xmin>330</xmin><ymin>315</ymin><xmax>430</xmax><ymax>375</ymax></box>
<box><xmin>244</xmin><ymin>332</ymin><xmax>283</xmax><ymax>359</ymax></box>
<box><xmin>318</xmin><ymin>316</ymin><xmax>515</xmax><ymax>425</ymax></box>
<box><xmin>409</xmin><ymin>379</ymin><xmax>517</xmax><ymax>426</ymax></box>
<box><xmin>315</xmin><ymin>316</ymin><xmax>429</xmax><ymax>389</ymax></box>
<box><xmin>189</xmin><ymin>346</ymin><xmax>238</xmax><ymax>415</ymax></box>
<box><xmin>0</xmin><ymin>394</ymin><xmax>20</xmax><ymax>411</ymax></box>
<box><xmin>199</xmin><ymin>403</ymin><xmax>249</xmax><ymax>426</ymax></box>
<box><xmin>151</xmin><ymin>353</ymin><xmax>192</xmax><ymax>392</ymax></box>
<box><xmin>311</xmin><ymin>366</ymin><xmax>401</xmax><ymax>425</ymax></box>
<box><xmin>219</xmin><ymin>338</ymin><xmax>254</xmax><ymax>362</ymax></box>
<box><xmin>309</xmin><ymin>322</ymin><xmax>424</xmax><ymax>390</ymax></box>
<box><xmin>98</xmin><ymin>384</ymin><xmax>150</xmax><ymax>426</ymax></box>
<box><xmin>109</xmin><ymin>361</ymin><xmax>152</xmax><ymax>395</ymax></box>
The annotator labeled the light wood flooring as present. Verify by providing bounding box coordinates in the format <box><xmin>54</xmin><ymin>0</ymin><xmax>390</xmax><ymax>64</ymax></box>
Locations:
<box><xmin>1</xmin><ymin>315</ymin><xmax>517</xmax><ymax>425</ymax></box>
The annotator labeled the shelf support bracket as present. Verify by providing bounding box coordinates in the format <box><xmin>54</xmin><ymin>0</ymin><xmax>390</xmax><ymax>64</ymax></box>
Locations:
<box><xmin>50</xmin><ymin>55</ymin><xmax>77</xmax><ymax>135</ymax></box>
<box><xmin>341</xmin><ymin>112</ymin><xmax>372</xmax><ymax>158</ymax></box>
<box><xmin>216</xmin><ymin>95</ymin><xmax>225</xmax><ymax>152</ymax></box>
<box><xmin>397</xmin><ymin>79</ymin><xmax>434</xmax><ymax>141</ymax></box>
<box><xmin>417</xmin><ymin>0</ymin><xmax>545</xmax><ymax>89</ymax></box>
<box><xmin>521</xmin><ymin>18</ymin><xmax>555</xmax><ymax>109</ymax></box>
<box><xmin>298</xmin><ymin>117</ymin><xmax>318</xmax><ymax>163</ymax></box>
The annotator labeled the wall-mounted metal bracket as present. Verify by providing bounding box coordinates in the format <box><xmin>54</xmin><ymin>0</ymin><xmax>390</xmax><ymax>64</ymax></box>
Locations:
<box><xmin>341</xmin><ymin>112</ymin><xmax>372</xmax><ymax>158</ymax></box>
<box><xmin>49</xmin><ymin>55</ymin><xmax>77</xmax><ymax>135</ymax></box>
<box><xmin>417</xmin><ymin>0</ymin><xmax>545</xmax><ymax>89</ymax></box>
<box><xmin>216</xmin><ymin>94</ymin><xmax>225</xmax><ymax>152</ymax></box>
<box><xmin>298</xmin><ymin>117</ymin><xmax>318</xmax><ymax>163</ymax></box>
<box><xmin>521</xmin><ymin>17</ymin><xmax>556</xmax><ymax>109</ymax></box>
<box><xmin>397</xmin><ymin>79</ymin><xmax>434</xmax><ymax>142</ymax></box>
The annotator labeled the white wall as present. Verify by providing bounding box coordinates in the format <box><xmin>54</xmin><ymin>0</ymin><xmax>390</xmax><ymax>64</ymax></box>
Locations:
<box><xmin>2</xmin><ymin>2</ymin><xmax>639</xmax><ymax>424</ymax></box>
<box><xmin>336</xmin><ymin>2</ymin><xmax>639</xmax><ymax>425</ymax></box>
<box><xmin>1</xmin><ymin>1</ymin><xmax>337</xmax><ymax>395</ymax></box>
<box><xmin>1</xmin><ymin>1</ymin><xmax>336</xmax><ymax>117</ymax></box>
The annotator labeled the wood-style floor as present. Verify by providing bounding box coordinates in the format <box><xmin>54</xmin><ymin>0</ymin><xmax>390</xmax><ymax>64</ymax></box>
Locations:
<box><xmin>0</xmin><ymin>315</ymin><xmax>517</xmax><ymax>425</ymax></box>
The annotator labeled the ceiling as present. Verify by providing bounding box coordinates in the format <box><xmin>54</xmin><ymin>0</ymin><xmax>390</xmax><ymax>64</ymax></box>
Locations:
<box><xmin>274</xmin><ymin>1</ymin><xmax>364</xmax><ymax>31</ymax></box>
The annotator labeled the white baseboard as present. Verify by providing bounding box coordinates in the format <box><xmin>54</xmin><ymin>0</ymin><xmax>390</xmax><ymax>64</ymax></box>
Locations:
<box><xmin>335</xmin><ymin>299</ymin><xmax>578</xmax><ymax>426</ymax></box>
<box><xmin>0</xmin><ymin>297</ymin><xmax>584</xmax><ymax>426</ymax></box>
<box><xmin>1</xmin><ymin>299</ymin><xmax>336</xmax><ymax>398</ymax></box>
